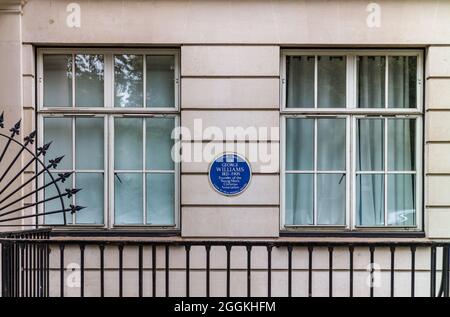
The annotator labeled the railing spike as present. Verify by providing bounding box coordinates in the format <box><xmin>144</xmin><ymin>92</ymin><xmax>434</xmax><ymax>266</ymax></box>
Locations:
<box><xmin>0</xmin><ymin>111</ymin><xmax>4</xmax><ymax>128</ymax></box>
<box><xmin>10</xmin><ymin>120</ymin><xmax>21</xmax><ymax>136</ymax></box>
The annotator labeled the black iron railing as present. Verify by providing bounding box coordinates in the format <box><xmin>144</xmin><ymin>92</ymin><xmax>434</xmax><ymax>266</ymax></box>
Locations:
<box><xmin>1</xmin><ymin>235</ymin><xmax>450</xmax><ymax>297</ymax></box>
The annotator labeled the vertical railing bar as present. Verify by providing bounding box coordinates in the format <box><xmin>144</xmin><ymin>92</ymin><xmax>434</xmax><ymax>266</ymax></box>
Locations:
<box><xmin>430</xmin><ymin>246</ymin><xmax>436</xmax><ymax>298</ymax></box>
<box><xmin>444</xmin><ymin>246</ymin><xmax>449</xmax><ymax>297</ymax></box>
<box><xmin>100</xmin><ymin>244</ymin><xmax>105</xmax><ymax>298</ymax></box>
<box><xmin>246</xmin><ymin>245</ymin><xmax>252</xmax><ymax>298</ymax></box>
<box><xmin>152</xmin><ymin>245</ymin><xmax>156</xmax><ymax>298</ymax></box>
<box><xmin>328</xmin><ymin>246</ymin><xmax>333</xmax><ymax>298</ymax></box>
<box><xmin>308</xmin><ymin>246</ymin><xmax>313</xmax><ymax>297</ymax></box>
<box><xmin>185</xmin><ymin>245</ymin><xmax>191</xmax><ymax>298</ymax></box>
<box><xmin>80</xmin><ymin>244</ymin><xmax>85</xmax><ymax>298</ymax></box>
<box><xmin>267</xmin><ymin>245</ymin><xmax>272</xmax><ymax>298</ymax></box>
<box><xmin>370</xmin><ymin>246</ymin><xmax>375</xmax><ymax>298</ymax></box>
<box><xmin>138</xmin><ymin>245</ymin><xmax>143</xmax><ymax>298</ymax></box>
<box><xmin>226</xmin><ymin>245</ymin><xmax>231</xmax><ymax>298</ymax></box>
<box><xmin>287</xmin><ymin>245</ymin><xmax>293</xmax><ymax>298</ymax></box>
<box><xmin>20</xmin><ymin>244</ymin><xmax>24</xmax><ymax>297</ymax></box>
<box><xmin>59</xmin><ymin>244</ymin><xmax>64</xmax><ymax>297</ymax></box>
<box><xmin>205</xmin><ymin>245</ymin><xmax>211</xmax><ymax>298</ymax></box>
<box><xmin>118</xmin><ymin>244</ymin><xmax>123</xmax><ymax>298</ymax></box>
<box><xmin>411</xmin><ymin>245</ymin><xmax>416</xmax><ymax>298</ymax></box>
<box><xmin>349</xmin><ymin>246</ymin><xmax>354</xmax><ymax>298</ymax></box>
<box><xmin>390</xmin><ymin>246</ymin><xmax>395</xmax><ymax>298</ymax></box>
<box><xmin>165</xmin><ymin>245</ymin><xmax>169</xmax><ymax>298</ymax></box>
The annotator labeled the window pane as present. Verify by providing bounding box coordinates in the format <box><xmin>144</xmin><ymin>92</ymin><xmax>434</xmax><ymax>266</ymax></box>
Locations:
<box><xmin>43</xmin><ymin>55</ymin><xmax>72</xmax><ymax>107</ymax></box>
<box><xmin>356</xmin><ymin>174</ymin><xmax>384</xmax><ymax>226</ymax></box>
<box><xmin>114</xmin><ymin>118</ymin><xmax>143</xmax><ymax>170</ymax></box>
<box><xmin>286</xmin><ymin>118</ymin><xmax>314</xmax><ymax>170</ymax></box>
<box><xmin>388</xmin><ymin>119</ymin><xmax>415</xmax><ymax>171</ymax></box>
<box><xmin>146</xmin><ymin>173</ymin><xmax>175</xmax><ymax>225</ymax></box>
<box><xmin>44</xmin><ymin>173</ymin><xmax>73</xmax><ymax>225</ymax></box>
<box><xmin>44</xmin><ymin>117</ymin><xmax>72</xmax><ymax>170</ymax></box>
<box><xmin>146</xmin><ymin>56</ymin><xmax>175</xmax><ymax>108</ymax></box>
<box><xmin>387</xmin><ymin>174</ymin><xmax>415</xmax><ymax>226</ymax></box>
<box><xmin>317</xmin><ymin>174</ymin><xmax>346</xmax><ymax>225</ymax></box>
<box><xmin>146</xmin><ymin>117</ymin><xmax>174</xmax><ymax>170</ymax></box>
<box><xmin>75</xmin><ymin>118</ymin><xmax>104</xmax><ymax>170</ymax></box>
<box><xmin>318</xmin><ymin>56</ymin><xmax>346</xmax><ymax>108</ymax></box>
<box><xmin>75</xmin><ymin>54</ymin><xmax>104</xmax><ymax>107</ymax></box>
<box><xmin>286</xmin><ymin>56</ymin><xmax>314</xmax><ymax>108</ymax></box>
<box><xmin>285</xmin><ymin>174</ymin><xmax>313</xmax><ymax>225</ymax></box>
<box><xmin>356</xmin><ymin>119</ymin><xmax>384</xmax><ymax>171</ymax></box>
<box><xmin>317</xmin><ymin>118</ymin><xmax>346</xmax><ymax>171</ymax></box>
<box><xmin>114</xmin><ymin>173</ymin><xmax>143</xmax><ymax>224</ymax></box>
<box><xmin>75</xmin><ymin>173</ymin><xmax>103</xmax><ymax>224</ymax></box>
<box><xmin>388</xmin><ymin>56</ymin><xmax>417</xmax><ymax>108</ymax></box>
<box><xmin>358</xmin><ymin>56</ymin><xmax>385</xmax><ymax>108</ymax></box>
<box><xmin>114</xmin><ymin>54</ymin><xmax>143</xmax><ymax>107</ymax></box>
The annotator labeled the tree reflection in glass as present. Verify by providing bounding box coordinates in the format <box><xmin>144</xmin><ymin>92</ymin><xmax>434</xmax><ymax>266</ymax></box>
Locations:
<box><xmin>114</xmin><ymin>54</ymin><xmax>144</xmax><ymax>107</ymax></box>
<box><xmin>75</xmin><ymin>54</ymin><xmax>104</xmax><ymax>107</ymax></box>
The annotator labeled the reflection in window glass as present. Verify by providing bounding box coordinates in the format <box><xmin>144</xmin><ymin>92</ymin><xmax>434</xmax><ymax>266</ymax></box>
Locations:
<box><xmin>114</xmin><ymin>173</ymin><xmax>143</xmax><ymax>224</ymax></box>
<box><xmin>75</xmin><ymin>173</ymin><xmax>104</xmax><ymax>224</ymax></box>
<box><xmin>75</xmin><ymin>54</ymin><xmax>104</xmax><ymax>107</ymax></box>
<box><xmin>114</xmin><ymin>55</ymin><xmax>144</xmax><ymax>107</ymax></box>
<box><xmin>358</xmin><ymin>56</ymin><xmax>385</xmax><ymax>108</ymax></box>
<box><xmin>317</xmin><ymin>118</ymin><xmax>346</xmax><ymax>171</ymax></box>
<box><xmin>388</xmin><ymin>119</ymin><xmax>415</xmax><ymax>171</ymax></box>
<box><xmin>44</xmin><ymin>117</ymin><xmax>72</xmax><ymax>170</ymax></box>
<box><xmin>75</xmin><ymin>118</ymin><xmax>104</xmax><ymax>170</ymax></box>
<box><xmin>285</xmin><ymin>174</ymin><xmax>313</xmax><ymax>225</ymax></box>
<box><xmin>286</xmin><ymin>118</ymin><xmax>314</xmax><ymax>171</ymax></box>
<box><xmin>318</xmin><ymin>56</ymin><xmax>346</xmax><ymax>108</ymax></box>
<box><xmin>43</xmin><ymin>55</ymin><xmax>72</xmax><ymax>107</ymax></box>
<box><xmin>388</xmin><ymin>56</ymin><xmax>417</xmax><ymax>108</ymax></box>
<box><xmin>146</xmin><ymin>56</ymin><xmax>175</xmax><ymax>108</ymax></box>
<box><xmin>317</xmin><ymin>174</ymin><xmax>346</xmax><ymax>225</ymax></box>
<box><xmin>356</xmin><ymin>174</ymin><xmax>384</xmax><ymax>226</ymax></box>
<box><xmin>286</xmin><ymin>56</ymin><xmax>314</xmax><ymax>108</ymax></box>
<box><xmin>146</xmin><ymin>173</ymin><xmax>174</xmax><ymax>225</ymax></box>
<box><xmin>387</xmin><ymin>174</ymin><xmax>415</xmax><ymax>226</ymax></box>
<box><xmin>114</xmin><ymin>118</ymin><xmax>143</xmax><ymax>170</ymax></box>
<box><xmin>356</xmin><ymin>119</ymin><xmax>384</xmax><ymax>171</ymax></box>
<box><xmin>146</xmin><ymin>118</ymin><xmax>174</xmax><ymax>170</ymax></box>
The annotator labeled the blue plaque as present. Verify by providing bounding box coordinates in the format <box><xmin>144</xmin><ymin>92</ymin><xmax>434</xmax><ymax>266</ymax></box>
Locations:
<box><xmin>208</xmin><ymin>153</ymin><xmax>252</xmax><ymax>196</ymax></box>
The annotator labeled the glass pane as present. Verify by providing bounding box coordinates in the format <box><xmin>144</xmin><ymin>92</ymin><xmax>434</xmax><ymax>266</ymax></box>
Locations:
<box><xmin>75</xmin><ymin>173</ymin><xmax>103</xmax><ymax>224</ymax></box>
<box><xmin>356</xmin><ymin>119</ymin><xmax>384</xmax><ymax>171</ymax></box>
<box><xmin>75</xmin><ymin>54</ymin><xmax>104</xmax><ymax>107</ymax></box>
<box><xmin>146</xmin><ymin>56</ymin><xmax>175</xmax><ymax>108</ymax></box>
<box><xmin>44</xmin><ymin>173</ymin><xmax>73</xmax><ymax>225</ymax></box>
<box><xmin>358</xmin><ymin>56</ymin><xmax>386</xmax><ymax>108</ymax></box>
<box><xmin>114</xmin><ymin>118</ymin><xmax>143</xmax><ymax>170</ymax></box>
<box><xmin>146</xmin><ymin>118</ymin><xmax>174</xmax><ymax>170</ymax></box>
<box><xmin>318</xmin><ymin>56</ymin><xmax>346</xmax><ymax>108</ymax></box>
<box><xmin>317</xmin><ymin>174</ymin><xmax>346</xmax><ymax>225</ymax></box>
<box><xmin>356</xmin><ymin>174</ymin><xmax>384</xmax><ymax>226</ymax></box>
<box><xmin>388</xmin><ymin>56</ymin><xmax>417</xmax><ymax>108</ymax></box>
<box><xmin>43</xmin><ymin>55</ymin><xmax>72</xmax><ymax>107</ymax></box>
<box><xmin>146</xmin><ymin>173</ymin><xmax>175</xmax><ymax>225</ymax></box>
<box><xmin>285</xmin><ymin>174</ymin><xmax>313</xmax><ymax>225</ymax></box>
<box><xmin>114</xmin><ymin>173</ymin><xmax>143</xmax><ymax>224</ymax></box>
<box><xmin>286</xmin><ymin>56</ymin><xmax>314</xmax><ymax>108</ymax></box>
<box><xmin>75</xmin><ymin>118</ymin><xmax>104</xmax><ymax>170</ymax></box>
<box><xmin>286</xmin><ymin>118</ymin><xmax>314</xmax><ymax>170</ymax></box>
<box><xmin>388</xmin><ymin>119</ymin><xmax>415</xmax><ymax>171</ymax></box>
<box><xmin>44</xmin><ymin>117</ymin><xmax>72</xmax><ymax>170</ymax></box>
<box><xmin>387</xmin><ymin>174</ymin><xmax>415</xmax><ymax>226</ymax></box>
<box><xmin>317</xmin><ymin>118</ymin><xmax>346</xmax><ymax>171</ymax></box>
<box><xmin>114</xmin><ymin>54</ymin><xmax>144</xmax><ymax>107</ymax></box>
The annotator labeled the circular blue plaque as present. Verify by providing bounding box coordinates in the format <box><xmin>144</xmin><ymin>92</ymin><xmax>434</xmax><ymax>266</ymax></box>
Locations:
<box><xmin>208</xmin><ymin>153</ymin><xmax>252</xmax><ymax>196</ymax></box>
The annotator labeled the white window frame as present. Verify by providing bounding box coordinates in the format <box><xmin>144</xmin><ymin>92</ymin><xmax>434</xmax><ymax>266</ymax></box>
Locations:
<box><xmin>280</xmin><ymin>49</ymin><xmax>423</xmax><ymax>232</ymax></box>
<box><xmin>36</xmin><ymin>48</ymin><xmax>181</xmax><ymax>230</ymax></box>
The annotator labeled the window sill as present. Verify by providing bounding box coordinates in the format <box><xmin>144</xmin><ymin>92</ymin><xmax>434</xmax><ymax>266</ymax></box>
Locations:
<box><xmin>50</xmin><ymin>229</ymin><xmax>181</xmax><ymax>238</ymax></box>
<box><xmin>280</xmin><ymin>230</ymin><xmax>425</xmax><ymax>239</ymax></box>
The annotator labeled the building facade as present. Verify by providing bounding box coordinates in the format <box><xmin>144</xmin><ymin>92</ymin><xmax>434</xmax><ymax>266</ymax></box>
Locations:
<box><xmin>1</xmin><ymin>0</ymin><xmax>450</xmax><ymax>297</ymax></box>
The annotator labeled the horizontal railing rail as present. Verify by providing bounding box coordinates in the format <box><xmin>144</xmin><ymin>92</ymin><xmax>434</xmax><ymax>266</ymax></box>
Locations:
<box><xmin>1</xmin><ymin>237</ymin><xmax>449</xmax><ymax>297</ymax></box>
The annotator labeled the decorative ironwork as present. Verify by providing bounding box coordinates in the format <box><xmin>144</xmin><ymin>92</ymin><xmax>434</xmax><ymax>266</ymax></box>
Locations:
<box><xmin>0</xmin><ymin>112</ymin><xmax>84</xmax><ymax>227</ymax></box>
